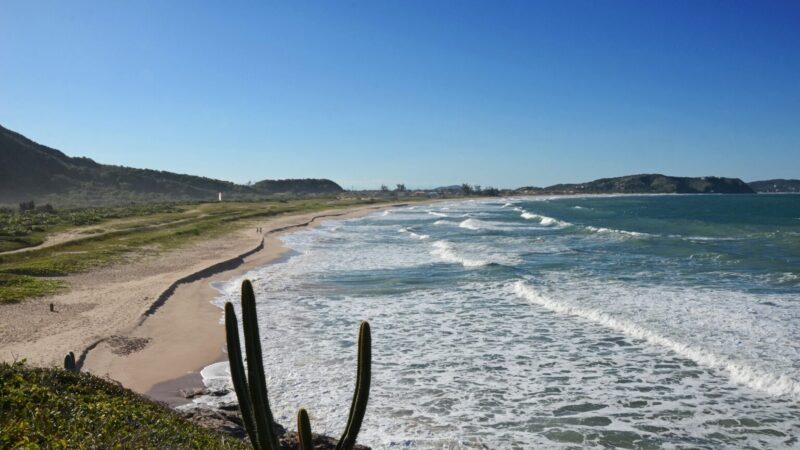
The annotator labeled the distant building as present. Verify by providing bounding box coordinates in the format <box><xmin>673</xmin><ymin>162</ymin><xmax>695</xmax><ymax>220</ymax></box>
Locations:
<box><xmin>218</xmin><ymin>192</ymin><xmax>223</xmax><ymax>202</ymax></box>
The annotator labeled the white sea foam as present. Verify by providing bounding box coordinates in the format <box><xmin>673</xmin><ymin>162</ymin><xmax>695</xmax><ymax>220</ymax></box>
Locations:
<box><xmin>398</xmin><ymin>227</ymin><xmax>429</xmax><ymax>240</ymax></box>
<box><xmin>458</xmin><ymin>218</ymin><xmax>482</xmax><ymax>230</ymax></box>
<box><xmin>585</xmin><ymin>225</ymin><xmax>649</xmax><ymax>237</ymax></box>
<box><xmin>680</xmin><ymin>235</ymin><xmax>741</xmax><ymax>242</ymax></box>
<box><xmin>518</xmin><ymin>209</ymin><xmax>569</xmax><ymax>227</ymax></box>
<box><xmin>192</xmin><ymin>197</ymin><xmax>800</xmax><ymax>449</ymax></box>
<box><xmin>427</xmin><ymin>211</ymin><xmax>448</xmax><ymax>217</ymax></box>
<box><xmin>512</xmin><ymin>280</ymin><xmax>800</xmax><ymax>400</ymax></box>
<box><xmin>431</xmin><ymin>240</ymin><xmax>488</xmax><ymax>267</ymax></box>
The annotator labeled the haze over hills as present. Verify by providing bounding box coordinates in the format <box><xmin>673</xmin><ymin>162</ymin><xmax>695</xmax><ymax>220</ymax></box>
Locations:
<box><xmin>2</xmin><ymin>124</ymin><xmax>793</xmax><ymax>207</ymax></box>
<box><xmin>0</xmin><ymin>124</ymin><xmax>343</xmax><ymax>206</ymax></box>
<box><xmin>748</xmin><ymin>179</ymin><xmax>800</xmax><ymax>193</ymax></box>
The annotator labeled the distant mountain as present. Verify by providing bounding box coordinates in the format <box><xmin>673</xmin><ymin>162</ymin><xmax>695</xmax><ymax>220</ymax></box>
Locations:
<box><xmin>748</xmin><ymin>179</ymin><xmax>800</xmax><ymax>193</ymax></box>
<box><xmin>253</xmin><ymin>178</ymin><xmax>343</xmax><ymax>195</ymax></box>
<box><xmin>0</xmin><ymin>124</ymin><xmax>343</xmax><ymax>206</ymax></box>
<box><xmin>517</xmin><ymin>174</ymin><xmax>755</xmax><ymax>195</ymax></box>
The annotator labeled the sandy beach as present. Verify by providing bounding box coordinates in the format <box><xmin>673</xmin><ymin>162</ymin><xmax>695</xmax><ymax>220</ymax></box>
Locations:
<box><xmin>0</xmin><ymin>203</ymin><xmax>406</xmax><ymax>404</ymax></box>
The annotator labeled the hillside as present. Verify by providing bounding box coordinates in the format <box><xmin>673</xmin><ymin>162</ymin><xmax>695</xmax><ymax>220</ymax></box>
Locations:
<box><xmin>0</xmin><ymin>124</ymin><xmax>343</xmax><ymax>206</ymax></box>
<box><xmin>518</xmin><ymin>174</ymin><xmax>755</xmax><ymax>195</ymax></box>
<box><xmin>0</xmin><ymin>361</ymin><xmax>249</xmax><ymax>449</ymax></box>
<box><xmin>748</xmin><ymin>179</ymin><xmax>800</xmax><ymax>193</ymax></box>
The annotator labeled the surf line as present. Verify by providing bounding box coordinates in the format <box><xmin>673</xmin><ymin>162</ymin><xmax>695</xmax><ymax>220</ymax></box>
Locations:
<box><xmin>512</xmin><ymin>280</ymin><xmax>800</xmax><ymax>401</ymax></box>
<box><xmin>76</xmin><ymin>205</ymin><xmax>401</xmax><ymax>370</ymax></box>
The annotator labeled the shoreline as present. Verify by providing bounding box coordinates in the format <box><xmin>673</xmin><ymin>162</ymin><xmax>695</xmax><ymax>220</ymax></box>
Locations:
<box><xmin>80</xmin><ymin>203</ymin><xmax>412</xmax><ymax>404</ymax></box>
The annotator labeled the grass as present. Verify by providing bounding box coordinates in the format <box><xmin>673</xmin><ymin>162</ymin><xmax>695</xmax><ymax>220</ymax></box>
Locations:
<box><xmin>0</xmin><ymin>197</ymin><xmax>413</xmax><ymax>303</ymax></box>
<box><xmin>0</xmin><ymin>361</ymin><xmax>250</xmax><ymax>449</ymax></box>
<box><xmin>0</xmin><ymin>274</ymin><xmax>64</xmax><ymax>303</ymax></box>
<box><xmin>0</xmin><ymin>204</ymin><xmax>180</xmax><ymax>252</ymax></box>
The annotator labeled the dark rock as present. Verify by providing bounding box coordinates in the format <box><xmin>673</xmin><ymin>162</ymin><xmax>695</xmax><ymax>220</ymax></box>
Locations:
<box><xmin>180</xmin><ymin>406</ymin><xmax>371</xmax><ymax>449</ymax></box>
<box><xmin>179</xmin><ymin>387</ymin><xmax>208</xmax><ymax>399</ymax></box>
<box><xmin>180</xmin><ymin>407</ymin><xmax>247</xmax><ymax>440</ymax></box>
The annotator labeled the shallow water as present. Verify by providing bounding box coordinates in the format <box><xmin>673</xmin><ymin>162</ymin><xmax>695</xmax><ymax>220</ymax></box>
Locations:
<box><xmin>197</xmin><ymin>194</ymin><xmax>800</xmax><ymax>449</ymax></box>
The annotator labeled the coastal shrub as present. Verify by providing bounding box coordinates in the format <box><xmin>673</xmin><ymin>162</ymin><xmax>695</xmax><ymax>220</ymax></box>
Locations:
<box><xmin>0</xmin><ymin>361</ymin><xmax>250</xmax><ymax>449</ymax></box>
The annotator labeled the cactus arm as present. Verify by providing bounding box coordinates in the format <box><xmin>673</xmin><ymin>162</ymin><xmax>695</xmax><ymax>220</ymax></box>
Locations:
<box><xmin>297</xmin><ymin>408</ymin><xmax>314</xmax><ymax>450</ymax></box>
<box><xmin>336</xmin><ymin>321</ymin><xmax>372</xmax><ymax>450</ymax></box>
<box><xmin>225</xmin><ymin>302</ymin><xmax>260</xmax><ymax>450</ymax></box>
<box><xmin>241</xmin><ymin>279</ymin><xmax>282</xmax><ymax>450</ymax></box>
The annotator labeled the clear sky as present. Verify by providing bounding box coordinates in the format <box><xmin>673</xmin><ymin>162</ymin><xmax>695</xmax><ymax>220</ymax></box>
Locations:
<box><xmin>1</xmin><ymin>1</ymin><xmax>798</xmax><ymax>189</ymax></box>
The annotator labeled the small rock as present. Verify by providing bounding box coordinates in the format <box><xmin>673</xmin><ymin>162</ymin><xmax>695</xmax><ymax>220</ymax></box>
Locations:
<box><xmin>179</xmin><ymin>387</ymin><xmax>208</xmax><ymax>399</ymax></box>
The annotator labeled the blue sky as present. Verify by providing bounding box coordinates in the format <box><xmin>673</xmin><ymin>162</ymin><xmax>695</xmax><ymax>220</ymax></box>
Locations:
<box><xmin>1</xmin><ymin>1</ymin><xmax>798</xmax><ymax>189</ymax></box>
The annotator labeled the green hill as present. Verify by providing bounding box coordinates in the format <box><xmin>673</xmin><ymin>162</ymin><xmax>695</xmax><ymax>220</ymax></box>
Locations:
<box><xmin>0</xmin><ymin>124</ymin><xmax>343</xmax><ymax>206</ymax></box>
<box><xmin>521</xmin><ymin>174</ymin><xmax>755</xmax><ymax>194</ymax></box>
<box><xmin>748</xmin><ymin>179</ymin><xmax>800</xmax><ymax>193</ymax></box>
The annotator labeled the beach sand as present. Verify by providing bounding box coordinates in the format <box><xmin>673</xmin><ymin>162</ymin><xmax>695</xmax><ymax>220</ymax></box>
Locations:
<box><xmin>0</xmin><ymin>203</ymin><xmax>404</xmax><ymax>403</ymax></box>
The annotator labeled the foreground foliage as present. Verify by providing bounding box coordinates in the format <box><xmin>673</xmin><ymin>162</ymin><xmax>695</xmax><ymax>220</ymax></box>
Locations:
<box><xmin>0</xmin><ymin>361</ymin><xmax>250</xmax><ymax>449</ymax></box>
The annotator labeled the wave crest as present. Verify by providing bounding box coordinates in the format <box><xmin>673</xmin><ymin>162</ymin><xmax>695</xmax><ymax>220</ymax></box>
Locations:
<box><xmin>431</xmin><ymin>240</ymin><xmax>488</xmax><ymax>267</ymax></box>
<box><xmin>512</xmin><ymin>280</ymin><xmax>800</xmax><ymax>400</ymax></box>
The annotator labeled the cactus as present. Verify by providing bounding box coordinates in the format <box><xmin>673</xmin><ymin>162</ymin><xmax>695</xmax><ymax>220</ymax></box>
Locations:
<box><xmin>225</xmin><ymin>279</ymin><xmax>371</xmax><ymax>450</ymax></box>
<box><xmin>297</xmin><ymin>408</ymin><xmax>314</xmax><ymax>450</ymax></box>
<box><xmin>64</xmin><ymin>351</ymin><xmax>77</xmax><ymax>373</ymax></box>
<box><xmin>336</xmin><ymin>321</ymin><xmax>371</xmax><ymax>450</ymax></box>
<box><xmin>225</xmin><ymin>280</ymin><xmax>281</xmax><ymax>450</ymax></box>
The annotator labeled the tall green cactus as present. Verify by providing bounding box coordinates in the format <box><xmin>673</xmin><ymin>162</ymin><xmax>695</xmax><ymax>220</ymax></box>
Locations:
<box><xmin>336</xmin><ymin>321</ymin><xmax>371</xmax><ymax>450</ymax></box>
<box><xmin>225</xmin><ymin>279</ymin><xmax>371</xmax><ymax>450</ymax></box>
<box><xmin>225</xmin><ymin>280</ymin><xmax>281</xmax><ymax>450</ymax></box>
<box><xmin>297</xmin><ymin>408</ymin><xmax>314</xmax><ymax>450</ymax></box>
<box><xmin>64</xmin><ymin>351</ymin><xmax>77</xmax><ymax>373</ymax></box>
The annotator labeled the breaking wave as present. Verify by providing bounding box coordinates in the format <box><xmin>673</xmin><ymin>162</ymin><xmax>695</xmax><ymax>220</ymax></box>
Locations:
<box><xmin>512</xmin><ymin>280</ymin><xmax>800</xmax><ymax>400</ymax></box>
<box><xmin>431</xmin><ymin>240</ymin><xmax>488</xmax><ymax>267</ymax></box>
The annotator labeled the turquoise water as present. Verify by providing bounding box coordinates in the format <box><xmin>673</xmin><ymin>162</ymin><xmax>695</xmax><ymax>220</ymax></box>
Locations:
<box><xmin>205</xmin><ymin>194</ymin><xmax>800</xmax><ymax>449</ymax></box>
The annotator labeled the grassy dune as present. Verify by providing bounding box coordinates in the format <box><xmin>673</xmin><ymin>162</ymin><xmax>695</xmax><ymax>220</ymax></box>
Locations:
<box><xmin>0</xmin><ymin>198</ymin><xmax>390</xmax><ymax>303</ymax></box>
<box><xmin>0</xmin><ymin>361</ymin><xmax>250</xmax><ymax>449</ymax></box>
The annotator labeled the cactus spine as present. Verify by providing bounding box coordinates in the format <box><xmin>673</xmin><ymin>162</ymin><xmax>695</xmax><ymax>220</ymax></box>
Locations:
<box><xmin>297</xmin><ymin>408</ymin><xmax>314</xmax><ymax>450</ymax></box>
<box><xmin>225</xmin><ymin>279</ymin><xmax>371</xmax><ymax>450</ymax></box>
<box><xmin>64</xmin><ymin>351</ymin><xmax>77</xmax><ymax>373</ymax></box>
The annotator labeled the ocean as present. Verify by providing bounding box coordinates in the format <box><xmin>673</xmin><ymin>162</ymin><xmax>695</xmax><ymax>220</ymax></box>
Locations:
<box><xmin>198</xmin><ymin>194</ymin><xmax>800</xmax><ymax>449</ymax></box>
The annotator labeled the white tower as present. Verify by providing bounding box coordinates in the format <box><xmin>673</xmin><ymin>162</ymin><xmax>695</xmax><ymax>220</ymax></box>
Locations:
<box><xmin>218</xmin><ymin>192</ymin><xmax>223</xmax><ymax>202</ymax></box>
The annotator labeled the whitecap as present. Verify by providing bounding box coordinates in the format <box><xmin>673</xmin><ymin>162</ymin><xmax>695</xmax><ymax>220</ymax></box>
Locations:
<box><xmin>519</xmin><ymin>210</ymin><xmax>569</xmax><ymax>227</ymax></box>
<box><xmin>431</xmin><ymin>240</ymin><xmax>488</xmax><ymax>267</ymax></box>
<box><xmin>459</xmin><ymin>218</ymin><xmax>483</xmax><ymax>230</ymax></box>
<box><xmin>512</xmin><ymin>280</ymin><xmax>800</xmax><ymax>400</ymax></box>
<box><xmin>585</xmin><ymin>226</ymin><xmax>649</xmax><ymax>237</ymax></box>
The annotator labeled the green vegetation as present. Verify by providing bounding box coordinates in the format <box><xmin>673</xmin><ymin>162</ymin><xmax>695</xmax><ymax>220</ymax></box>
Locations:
<box><xmin>0</xmin><ymin>203</ymin><xmax>179</xmax><ymax>252</ymax></box>
<box><xmin>0</xmin><ymin>123</ymin><xmax>343</xmax><ymax>207</ymax></box>
<box><xmin>0</xmin><ymin>198</ymin><xmax>393</xmax><ymax>303</ymax></box>
<box><xmin>748</xmin><ymin>179</ymin><xmax>800</xmax><ymax>193</ymax></box>
<box><xmin>0</xmin><ymin>361</ymin><xmax>250</xmax><ymax>449</ymax></box>
<box><xmin>0</xmin><ymin>273</ymin><xmax>64</xmax><ymax>303</ymax></box>
<box><xmin>225</xmin><ymin>280</ymin><xmax>371</xmax><ymax>450</ymax></box>
<box><xmin>519</xmin><ymin>174</ymin><xmax>756</xmax><ymax>195</ymax></box>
